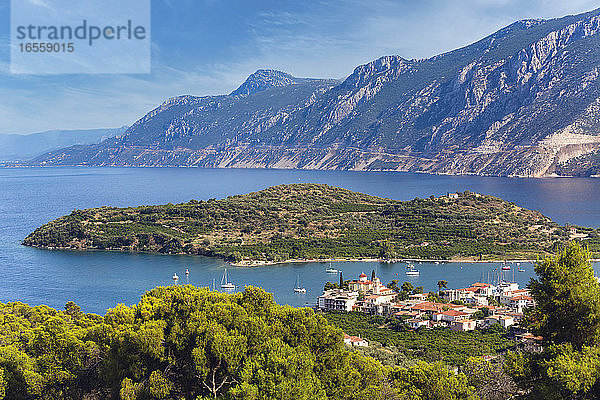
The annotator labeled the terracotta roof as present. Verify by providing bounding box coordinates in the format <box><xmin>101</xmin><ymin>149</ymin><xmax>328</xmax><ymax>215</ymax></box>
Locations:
<box><xmin>344</xmin><ymin>334</ymin><xmax>366</xmax><ymax>343</ymax></box>
<box><xmin>519</xmin><ymin>333</ymin><xmax>543</xmax><ymax>341</ymax></box>
<box><xmin>349</xmin><ymin>280</ymin><xmax>373</xmax><ymax>285</ymax></box>
<box><xmin>394</xmin><ymin>310</ymin><xmax>419</xmax><ymax>317</ymax></box>
<box><xmin>359</xmin><ymin>273</ymin><xmax>367</xmax><ymax>278</ymax></box>
<box><xmin>511</xmin><ymin>295</ymin><xmax>533</xmax><ymax>301</ymax></box>
<box><xmin>453</xmin><ymin>319</ymin><xmax>475</xmax><ymax>325</ymax></box>
<box><xmin>440</xmin><ymin>310</ymin><xmax>468</xmax><ymax>316</ymax></box>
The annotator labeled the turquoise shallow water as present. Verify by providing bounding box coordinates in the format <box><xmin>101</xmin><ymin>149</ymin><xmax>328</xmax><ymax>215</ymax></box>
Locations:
<box><xmin>1</xmin><ymin>167</ymin><xmax>598</xmax><ymax>314</ymax></box>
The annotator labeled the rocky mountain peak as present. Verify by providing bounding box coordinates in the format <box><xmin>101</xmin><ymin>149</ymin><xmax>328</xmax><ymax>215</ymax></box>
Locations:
<box><xmin>231</xmin><ymin>69</ymin><xmax>300</xmax><ymax>97</ymax></box>
<box><xmin>342</xmin><ymin>55</ymin><xmax>412</xmax><ymax>88</ymax></box>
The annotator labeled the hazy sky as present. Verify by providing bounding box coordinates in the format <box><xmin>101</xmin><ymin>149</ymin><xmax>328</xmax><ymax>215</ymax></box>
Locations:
<box><xmin>1</xmin><ymin>0</ymin><xmax>600</xmax><ymax>134</ymax></box>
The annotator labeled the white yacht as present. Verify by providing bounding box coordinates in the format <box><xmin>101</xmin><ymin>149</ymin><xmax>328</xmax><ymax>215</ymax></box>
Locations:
<box><xmin>220</xmin><ymin>269</ymin><xmax>235</xmax><ymax>290</ymax></box>
<box><xmin>325</xmin><ymin>262</ymin><xmax>338</xmax><ymax>273</ymax></box>
<box><xmin>406</xmin><ymin>266</ymin><xmax>420</xmax><ymax>276</ymax></box>
<box><xmin>293</xmin><ymin>275</ymin><xmax>306</xmax><ymax>293</ymax></box>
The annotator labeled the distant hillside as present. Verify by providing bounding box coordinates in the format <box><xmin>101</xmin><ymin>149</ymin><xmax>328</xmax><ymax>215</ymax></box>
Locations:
<box><xmin>23</xmin><ymin>184</ymin><xmax>600</xmax><ymax>262</ymax></box>
<box><xmin>26</xmin><ymin>9</ymin><xmax>600</xmax><ymax>176</ymax></box>
<box><xmin>0</xmin><ymin>127</ymin><xmax>126</xmax><ymax>162</ymax></box>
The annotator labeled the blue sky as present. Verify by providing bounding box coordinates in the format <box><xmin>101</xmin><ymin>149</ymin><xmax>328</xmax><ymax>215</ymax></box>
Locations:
<box><xmin>1</xmin><ymin>0</ymin><xmax>600</xmax><ymax>134</ymax></box>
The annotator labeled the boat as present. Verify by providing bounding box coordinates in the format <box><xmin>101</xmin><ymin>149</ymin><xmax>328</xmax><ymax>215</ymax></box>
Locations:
<box><xmin>502</xmin><ymin>265</ymin><xmax>511</xmax><ymax>271</ymax></box>
<box><xmin>325</xmin><ymin>263</ymin><xmax>338</xmax><ymax>273</ymax></box>
<box><xmin>220</xmin><ymin>269</ymin><xmax>235</xmax><ymax>290</ymax></box>
<box><xmin>406</xmin><ymin>266</ymin><xmax>420</xmax><ymax>276</ymax></box>
<box><xmin>185</xmin><ymin>268</ymin><xmax>190</xmax><ymax>275</ymax></box>
<box><xmin>293</xmin><ymin>275</ymin><xmax>306</xmax><ymax>293</ymax></box>
<box><xmin>172</xmin><ymin>273</ymin><xmax>179</xmax><ymax>282</ymax></box>
<box><xmin>518</xmin><ymin>268</ymin><xmax>525</xmax><ymax>272</ymax></box>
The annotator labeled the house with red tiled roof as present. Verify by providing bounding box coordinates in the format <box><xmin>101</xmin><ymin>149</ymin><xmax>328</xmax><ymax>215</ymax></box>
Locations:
<box><xmin>343</xmin><ymin>333</ymin><xmax>368</xmax><ymax>347</ymax></box>
<box><xmin>516</xmin><ymin>333</ymin><xmax>543</xmax><ymax>352</ymax></box>
<box><xmin>433</xmin><ymin>309</ymin><xmax>470</xmax><ymax>322</ymax></box>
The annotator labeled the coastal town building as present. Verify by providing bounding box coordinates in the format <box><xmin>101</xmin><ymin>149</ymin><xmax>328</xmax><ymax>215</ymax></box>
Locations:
<box><xmin>348</xmin><ymin>273</ymin><xmax>373</xmax><ymax>292</ymax></box>
<box><xmin>485</xmin><ymin>314</ymin><xmax>515</xmax><ymax>329</ymax></box>
<box><xmin>406</xmin><ymin>318</ymin><xmax>429</xmax><ymax>329</ymax></box>
<box><xmin>317</xmin><ymin>289</ymin><xmax>359</xmax><ymax>312</ymax></box>
<box><xmin>343</xmin><ymin>333</ymin><xmax>369</xmax><ymax>347</ymax></box>
<box><xmin>318</xmin><ymin>273</ymin><xmax>535</xmax><ymax>334</ymax></box>
<box><xmin>433</xmin><ymin>309</ymin><xmax>470</xmax><ymax>323</ymax></box>
<box><xmin>451</xmin><ymin>319</ymin><xmax>477</xmax><ymax>331</ymax></box>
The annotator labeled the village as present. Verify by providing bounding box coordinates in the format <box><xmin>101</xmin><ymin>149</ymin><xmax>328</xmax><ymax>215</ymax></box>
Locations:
<box><xmin>318</xmin><ymin>271</ymin><xmax>542</xmax><ymax>349</ymax></box>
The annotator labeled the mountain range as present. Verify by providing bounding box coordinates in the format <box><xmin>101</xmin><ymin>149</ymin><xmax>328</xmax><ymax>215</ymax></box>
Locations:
<box><xmin>26</xmin><ymin>9</ymin><xmax>600</xmax><ymax>177</ymax></box>
<box><xmin>0</xmin><ymin>127</ymin><xmax>125</xmax><ymax>162</ymax></box>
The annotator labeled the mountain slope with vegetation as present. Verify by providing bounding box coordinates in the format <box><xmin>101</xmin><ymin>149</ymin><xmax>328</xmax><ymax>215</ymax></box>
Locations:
<box><xmin>23</xmin><ymin>184</ymin><xmax>600</xmax><ymax>262</ymax></box>
<box><xmin>27</xmin><ymin>8</ymin><xmax>600</xmax><ymax>177</ymax></box>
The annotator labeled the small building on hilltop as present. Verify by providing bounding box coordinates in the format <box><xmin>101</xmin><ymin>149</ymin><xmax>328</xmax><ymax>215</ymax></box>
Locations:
<box><xmin>343</xmin><ymin>333</ymin><xmax>368</xmax><ymax>347</ymax></box>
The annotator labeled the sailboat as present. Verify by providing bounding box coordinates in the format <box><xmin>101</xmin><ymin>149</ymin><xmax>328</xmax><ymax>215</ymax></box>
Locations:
<box><xmin>406</xmin><ymin>265</ymin><xmax>420</xmax><ymax>276</ymax></box>
<box><xmin>293</xmin><ymin>275</ymin><xmax>306</xmax><ymax>293</ymax></box>
<box><xmin>220</xmin><ymin>269</ymin><xmax>235</xmax><ymax>290</ymax></box>
<box><xmin>326</xmin><ymin>262</ymin><xmax>338</xmax><ymax>273</ymax></box>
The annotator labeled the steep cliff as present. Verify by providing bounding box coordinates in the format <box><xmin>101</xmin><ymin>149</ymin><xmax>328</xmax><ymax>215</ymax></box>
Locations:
<box><xmin>29</xmin><ymin>9</ymin><xmax>600</xmax><ymax>177</ymax></box>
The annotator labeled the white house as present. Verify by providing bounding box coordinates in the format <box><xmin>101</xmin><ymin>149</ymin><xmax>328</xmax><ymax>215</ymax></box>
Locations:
<box><xmin>343</xmin><ymin>334</ymin><xmax>368</xmax><ymax>347</ymax></box>
<box><xmin>406</xmin><ymin>318</ymin><xmax>429</xmax><ymax>329</ymax></box>
<box><xmin>485</xmin><ymin>315</ymin><xmax>515</xmax><ymax>329</ymax></box>
<box><xmin>317</xmin><ymin>289</ymin><xmax>359</xmax><ymax>312</ymax></box>
<box><xmin>433</xmin><ymin>309</ymin><xmax>470</xmax><ymax>322</ymax></box>
<box><xmin>451</xmin><ymin>319</ymin><xmax>476</xmax><ymax>331</ymax></box>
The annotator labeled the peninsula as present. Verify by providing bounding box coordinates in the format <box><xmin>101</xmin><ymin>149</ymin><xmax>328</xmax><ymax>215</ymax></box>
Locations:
<box><xmin>23</xmin><ymin>184</ymin><xmax>600</xmax><ymax>263</ymax></box>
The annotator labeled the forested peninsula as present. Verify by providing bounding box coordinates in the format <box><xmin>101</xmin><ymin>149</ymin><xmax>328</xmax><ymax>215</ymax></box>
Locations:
<box><xmin>23</xmin><ymin>184</ymin><xmax>600</xmax><ymax>263</ymax></box>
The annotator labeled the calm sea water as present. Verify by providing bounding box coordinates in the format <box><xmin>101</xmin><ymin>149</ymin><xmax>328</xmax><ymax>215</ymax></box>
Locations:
<box><xmin>1</xmin><ymin>167</ymin><xmax>598</xmax><ymax>314</ymax></box>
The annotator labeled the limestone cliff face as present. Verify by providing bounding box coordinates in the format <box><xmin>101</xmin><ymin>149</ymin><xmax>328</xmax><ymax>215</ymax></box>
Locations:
<box><xmin>29</xmin><ymin>9</ymin><xmax>600</xmax><ymax>177</ymax></box>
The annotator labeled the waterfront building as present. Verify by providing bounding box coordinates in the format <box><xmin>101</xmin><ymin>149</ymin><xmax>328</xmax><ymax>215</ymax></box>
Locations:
<box><xmin>317</xmin><ymin>289</ymin><xmax>359</xmax><ymax>312</ymax></box>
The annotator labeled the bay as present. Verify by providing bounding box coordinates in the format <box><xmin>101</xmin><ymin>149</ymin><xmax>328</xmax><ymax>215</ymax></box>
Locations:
<box><xmin>1</xmin><ymin>167</ymin><xmax>598</xmax><ymax>314</ymax></box>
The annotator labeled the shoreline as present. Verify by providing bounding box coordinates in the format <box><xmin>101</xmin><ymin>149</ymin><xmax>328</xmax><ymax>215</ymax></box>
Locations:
<box><xmin>231</xmin><ymin>257</ymin><xmax>600</xmax><ymax>267</ymax></box>
<box><xmin>2</xmin><ymin>164</ymin><xmax>599</xmax><ymax>180</ymax></box>
<box><xmin>24</xmin><ymin>245</ymin><xmax>600</xmax><ymax>266</ymax></box>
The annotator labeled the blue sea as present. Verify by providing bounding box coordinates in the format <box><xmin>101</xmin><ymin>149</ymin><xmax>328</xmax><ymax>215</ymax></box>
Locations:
<box><xmin>1</xmin><ymin>167</ymin><xmax>598</xmax><ymax>314</ymax></box>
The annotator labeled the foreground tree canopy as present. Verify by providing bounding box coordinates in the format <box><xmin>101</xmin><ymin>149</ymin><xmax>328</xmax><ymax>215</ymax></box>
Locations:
<box><xmin>0</xmin><ymin>285</ymin><xmax>480</xmax><ymax>400</ymax></box>
<box><xmin>506</xmin><ymin>242</ymin><xmax>600</xmax><ymax>399</ymax></box>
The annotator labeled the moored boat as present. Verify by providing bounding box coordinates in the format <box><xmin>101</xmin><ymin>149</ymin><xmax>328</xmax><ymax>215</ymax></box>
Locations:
<box><xmin>220</xmin><ymin>269</ymin><xmax>235</xmax><ymax>290</ymax></box>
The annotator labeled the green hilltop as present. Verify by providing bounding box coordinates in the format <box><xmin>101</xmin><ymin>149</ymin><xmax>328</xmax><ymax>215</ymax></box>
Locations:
<box><xmin>23</xmin><ymin>183</ymin><xmax>600</xmax><ymax>262</ymax></box>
